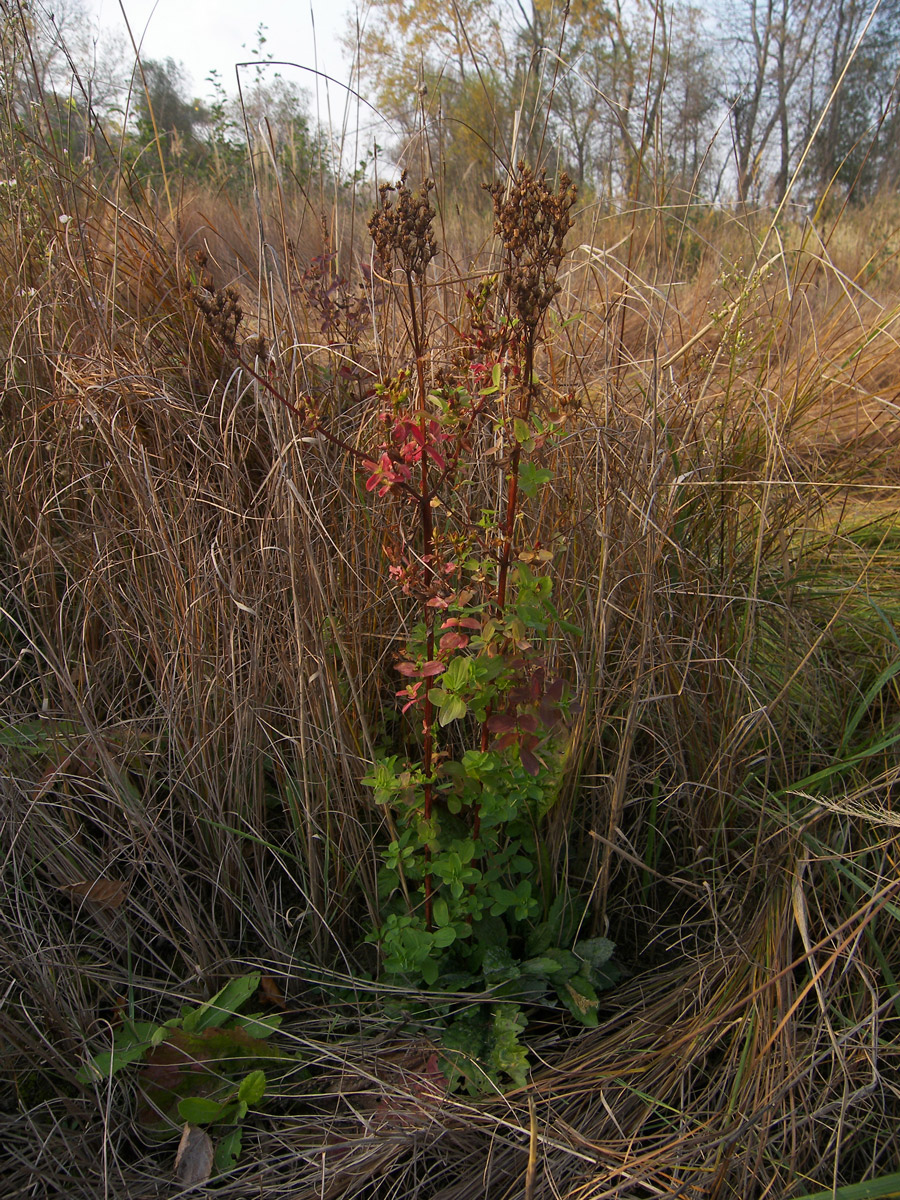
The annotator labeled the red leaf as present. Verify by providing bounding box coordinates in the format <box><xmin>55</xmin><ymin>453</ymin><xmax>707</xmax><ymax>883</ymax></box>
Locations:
<box><xmin>395</xmin><ymin>661</ymin><xmax>420</xmax><ymax>676</ymax></box>
<box><xmin>440</xmin><ymin>632</ymin><xmax>469</xmax><ymax>651</ymax></box>
<box><xmin>486</xmin><ymin>713</ymin><xmax>517</xmax><ymax>734</ymax></box>
<box><xmin>420</xmin><ymin>661</ymin><xmax>446</xmax><ymax>677</ymax></box>
<box><xmin>520</xmin><ymin>748</ymin><xmax>541</xmax><ymax>777</ymax></box>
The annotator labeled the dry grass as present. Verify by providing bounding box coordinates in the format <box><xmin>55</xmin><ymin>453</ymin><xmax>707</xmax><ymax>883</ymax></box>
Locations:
<box><xmin>3</xmin><ymin>16</ymin><xmax>900</xmax><ymax>1200</ymax></box>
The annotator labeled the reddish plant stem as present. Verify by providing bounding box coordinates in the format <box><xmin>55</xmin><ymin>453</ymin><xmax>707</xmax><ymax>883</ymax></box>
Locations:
<box><xmin>474</xmin><ymin>335</ymin><xmax>536</xmax><ymax>846</ymax></box>
<box><xmin>407</xmin><ymin>270</ymin><xmax>435</xmax><ymax>930</ymax></box>
<box><xmin>496</xmin><ymin>334</ymin><xmax>535</xmax><ymax>613</ymax></box>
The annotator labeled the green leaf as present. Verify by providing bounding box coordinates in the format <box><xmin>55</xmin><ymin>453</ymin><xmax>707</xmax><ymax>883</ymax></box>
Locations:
<box><xmin>77</xmin><ymin>1040</ymin><xmax>151</xmax><ymax>1083</ymax></box>
<box><xmin>558</xmin><ymin>973</ymin><xmax>600</xmax><ymax>1027</ymax></box>
<box><xmin>433</xmin><ymin>897</ymin><xmax>450</xmax><ymax>927</ymax></box>
<box><xmin>439</xmin><ymin>695</ymin><xmax>468</xmax><ymax>726</ymax></box>
<box><xmin>518</xmin><ymin>461</ymin><xmax>554</xmax><ymax>499</ymax></box>
<box><xmin>178</xmin><ymin>1096</ymin><xmax>230</xmax><ymax>1124</ymax></box>
<box><xmin>76</xmin><ymin>1021</ymin><xmax>160</xmax><ymax>1082</ymax></box>
<box><xmin>792</xmin><ymin>1173</ymin><xmax>900</xmax><ymax>1200</ymax></box>
<box><xmin>513</xmin><ymin>418</ymin><xmax>532</xmax><ymax>445</ymax></box>
<box><xmin>237</xmin><ymin>1069</ymin><xmax>266</xmax><ymax>1107</ymax></box>
<box><xmin>520</xmin><ymin>955</ymin><xmax>564</xmax><ymax>978</ymax></box>
<box><xmin>541</xmin><ymin>947</ymin><xmax>580</xmax><ymax>978</ymax></box>
<box><xmin>432</xmin><ymin>925</ymin><xmax>457</xmax><ymax>948</ymax></box>
<box><xmin>214</xmin><ymin>1128</ymin><xmax>243</xmax><ymax>1174</ymax></box>
<box><xmin>231</xmin><ymin>1013</ymin><xmax>282</xmax><ymax>1038</ymax></box>
<box><xmin>181</xmin><ymin>974</ymin><xmax>261</xmax><ymax>1033</ymax></box>
<box><xmin>443</xmin><ymin>656</ymin><xmax>473</xmax><ymax>690</ymax></box>
<box><xmin>482</xmin><ymin>944</ymin><xmax>520</xmax><ymax>983</ymax></box>
<box><xmin>575</xmin><ymin>937</ymin><xmax>616</xmax><ymax>971</ymax></box>
<box><xmin>488</xmin><ymin>1003</ymin><xmax>529</xmax><ymax>1088</ymax></box>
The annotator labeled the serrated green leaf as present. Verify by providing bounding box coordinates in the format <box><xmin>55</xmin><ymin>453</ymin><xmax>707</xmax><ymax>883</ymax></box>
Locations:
<box><xmin>489</xmin><ymin>1003</ymin><xmax>529</xmax><ymax>1088</ymax></box>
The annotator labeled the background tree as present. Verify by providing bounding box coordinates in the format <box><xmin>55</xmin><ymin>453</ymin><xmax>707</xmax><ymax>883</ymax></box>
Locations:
<box><xmin>801</xmin><ymin>0</ymin><xmax>900</xmax><ymax>199</ymax></box>
<box><xmin>133</xmin><ymin>56</ymin><xmax>210</xmax><ymax>172</ymax></box>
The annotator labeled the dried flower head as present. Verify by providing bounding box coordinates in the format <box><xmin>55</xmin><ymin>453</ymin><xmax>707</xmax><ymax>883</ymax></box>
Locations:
<box><xmin>194</xmin><ymin>283</ymin><xmax>243</xmax><ymax>354</ymax></box>
<box><xmin>245</xmin><ymin>334</ymin><xmax>269</xmax><ymax>364</ymax></box>
<box><xmin>368</xmin><ymin>172</ymin><xmax>437</xmax><ymax>280</ymax></box>
<box><xmin>488</xmin><ymin>162</ymin><xmax>577</xmax><ymax>331</ymax></box>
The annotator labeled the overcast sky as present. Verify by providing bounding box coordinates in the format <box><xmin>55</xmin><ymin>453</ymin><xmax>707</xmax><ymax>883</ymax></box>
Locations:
<box><xmin>88</xmin><ymin>0</ymin><xmax>355</xmax><ymax>103</ymax></box>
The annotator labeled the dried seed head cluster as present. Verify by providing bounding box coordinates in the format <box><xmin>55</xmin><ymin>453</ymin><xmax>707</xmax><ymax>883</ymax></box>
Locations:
<box><xmin>194</xmin><ymin>283</ymin><xmax>244</xmax><ymax>353</ymax></box>
<box><xmin>245</xmin><ymin>333</ymin><xmax>269</xmax><ymax>363</ymax></box>
<box><xmin>368</xmin><ymin>172</ymin><xmax>437</xmax><ymax>280</ymax></box>
<box><xmin>488</xmin><ymin>162</ymin><xmax>577</xmax><ymax>330</ymax></box>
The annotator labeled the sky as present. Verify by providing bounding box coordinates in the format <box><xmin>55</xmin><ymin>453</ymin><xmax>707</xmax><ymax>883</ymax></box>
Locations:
<box><xmin>88</xmin><ymin>0</ymin><xmax>357</xmax><ymax>108</ymax></box>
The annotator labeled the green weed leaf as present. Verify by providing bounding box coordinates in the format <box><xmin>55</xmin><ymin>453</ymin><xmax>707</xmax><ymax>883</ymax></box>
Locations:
<box><xmin>214</xmin><ymin>1128</ymin><xmax>243</xmax><ymax>1174</ymax></box>
<box><xmin>178</xmin><ymin>1096</ymin><xmax>230</xmax><ymax>1124</ymax></box>
<box><xmin>237</xmin><ymin>1069</ymin><xmax>266</xmax><ymax>1106</ymax></box>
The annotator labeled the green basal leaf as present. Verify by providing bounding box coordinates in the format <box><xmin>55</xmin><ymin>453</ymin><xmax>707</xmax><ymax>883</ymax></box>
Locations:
<box><xmin>178</xmin><ymin>1096</ymin><xmax>230</xmax><ymax>1124</ymax></box>
<box><xmin>214</xmin><ymin>1128</ymin><xmax>243</xmax><ymax>1174</ymax></box>
<box><xmin>181</xmin><ymin>974</ymin><xmax>261</xmax><ymax>1033</ymax></box>
<box><xmin>558</xmin><ymin>973</ymin><xmax>600</xmax><ymax>1027</ymax></box>
<box><xmin>575</xmin><ymin>937</ymin><xmax>616</xmax><ymax>971</ymax></box>
<box><xmin>540</xmin><ymin>947</ymin><xmax>580</xmax><ymax>978</ymax></box>
<box><xmin>237</xmin><ymin>1069</ymin><xmax>266</xmax><ymax>1106</ymax></box>
<box><xmin>77</xmin><ymin>1037</ymin><xmax>154</xmax><ymax>1083</ymax></box>
<box><xmin>520</xmin><ymin>955</ymin><xmax>565</xmax><ymax>977</ymax></box>
<box><xmin>231</xmin><ymin>1013</ymin><xmax>282</xmax><ymax>1039</ymax></box>
<box><xmin>482</xmin><ymin>944</ymin><xmax>520</xmax><ymax>983</ymax></box>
